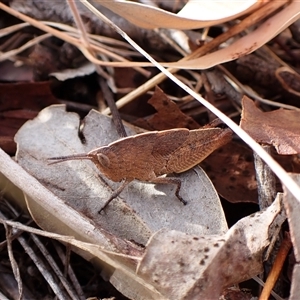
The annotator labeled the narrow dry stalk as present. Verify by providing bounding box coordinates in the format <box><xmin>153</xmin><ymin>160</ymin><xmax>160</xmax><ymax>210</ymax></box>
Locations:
<box><xmin>99</xmin><ymin>78</ymin><xmax>127</xmax><ymax>137</ymax></box>
<box><xmin>3</xmin><ymin>224</ymin><xmax>23</xmax><ymax>300</ymax></box>
<box><xmin>30</xmin><ymin>234</ymin><xmax>81</xmax><ymax>299</ymax></box>
<box><xmin>0</xmin><ymin>205</ymin><xmax>79</xmax><ymax>299</ymax></box>
<box><xmin>16</xmin><ymin>232</ymin><xmax>70</xmax><ymax>299</ymax></box>
<box><xmin>259</xmin><ymin>232</ymin><xmax>292</xmax><ymax>300</ymax></box>
<box><xmin>66</xmin><ymin>0</ymin><xmax>127</xmax><ymax>137</ymax></box>
<box><xmin>0</xmin><ymin>33</ymin><xmax>51</xmax><ymax>62</ymax></box>
<box><xmin>54</xmin><ymin>242</ymin><xmax>85</xmax><ymax>299</ymax></box>
<box><xmin>66</xmin><ymin>0</ymin><xmax>91</xmax><ymax>49</ymax></box>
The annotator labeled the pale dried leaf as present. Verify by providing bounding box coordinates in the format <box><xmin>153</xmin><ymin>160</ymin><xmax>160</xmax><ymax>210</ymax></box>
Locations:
<box><xmin>283</xmin><ymin>173</ymin><xmax>300</xmax><ymax>300</ymax></box>
<box><xmin>14</xmin><ymin>105</ymin><xmax>228</xmax><ymax>246</ymax></box>
<box><xmin>290</xmin><ymin>265</ymin><xmax>300</xmax><ymax>300</ymax></box>
<box><xmin>283</xmin><ymin>173</ymin><xmax>300</xmax><ymax>259</ymax></box>
<box><xmin>164</xmin><ymin>1</ymin><xmax>300</xmax><ymax>69</ymax></box>
<box><xmin>96</xmin><ymin>0</ymin><xmax>265</xmax><ymax>29</ymax></box>
<box><xmin>240</xmin><ymin>96</ymin><xmax>300</xmax><ymax>155</ymax></box>
<box><xmin>137</xmin><ymin>194</ymin><xmax>285</xmax><ymax>300</ymax></box>
<box><xmin>50</xmin><ymin>62</ymin><xmax>96</xmax><ymax>81</ymax></box>
<box><xmin>177</xmin><ymin>0</ymin><xmax>265</xmax><ymax>21</ymax></box>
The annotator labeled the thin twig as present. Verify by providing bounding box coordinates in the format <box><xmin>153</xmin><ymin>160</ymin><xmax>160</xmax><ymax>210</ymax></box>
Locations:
<box><xmin>67</xmin><ymin>0</ymin><xmax>127</xmax><ymax>137</ymax></box>
<box><xmin>259</xmin><ymin>232</ymin><xmax>292</xmax><ymax>300</ymax></box>
<box><xmin>99</xmin><ymin>78</ymin><xmax>127</xmax><ymax>137</ymax></box>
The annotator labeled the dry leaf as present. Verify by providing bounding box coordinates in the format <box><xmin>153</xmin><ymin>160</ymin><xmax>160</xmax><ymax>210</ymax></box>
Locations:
<box><xmin>283</xmin><ymin>173</ymin><xmax>300</xmax><ymax>299</ymax></box>
<box><xmin>283</xmin><ymin>173</ymin><xmax>300</xmax><ymax>261</ymax></box>
<box><xmin>290</xmin><ymin>265</ymin><xmax>300</xmax><ymax>300</ymax></box>
<box><xmin>97</xmin><ymin>0</ymin><xmax>266</xmax><ymax>29</ymax></box>
<box><xmin>137</xmin><ymin>194</ymin><xmax>286</xmax><ymax>299</ymax></box>
<box><xmin>240</xmin><ymin>96</ymin><xmax>300</xmax><ymax>155</ymax></box>
<box><xmin>0</xmin><ymin>81</ymin><xmax>59</xmax><ymax>154</ymax></box>
<box><xmin>201</xmin><ymin>141</ymin><xmax>258</xmax><ymax>204</ymax></box>
<box><xmin>89</xmin><ymin>0</ymin><xmax>297</xmax><ymax>70</ymax></box>
<box><xmin>177</xmin><ymin>0</ymin><xmax>265</xmax><ymax>21</ymax></box>
<box><xmin>164</xmin><ymin>1</ymin><xmax>299</xmax><ymax>69</ymax></box>
<box><xmin>14</xmin><ymin>105</ymin><xmax>228</xmax><ymax>246</ymax></box>
<box><xmin>50</xmin><ymin>62</ymin><xmax>96</xmax><ymax>81</ymax></box>
<box><xmin>134</xmin><ymin>86</ymin><xmax>199</xmax><ymax>130</ymax></box>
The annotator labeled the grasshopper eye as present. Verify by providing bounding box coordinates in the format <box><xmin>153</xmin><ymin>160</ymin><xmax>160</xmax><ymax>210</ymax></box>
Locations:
<box><xmin>97</xmin><ymin>153</ymin><xmax>110</xmax><ymax>168</ymax></box>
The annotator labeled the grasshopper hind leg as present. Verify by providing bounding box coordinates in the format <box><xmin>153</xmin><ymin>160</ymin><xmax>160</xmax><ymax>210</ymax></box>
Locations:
<box><xmin>150</xmin><ymin>177</ymin><xmax>187</xmax><ymax>205</ymax></box>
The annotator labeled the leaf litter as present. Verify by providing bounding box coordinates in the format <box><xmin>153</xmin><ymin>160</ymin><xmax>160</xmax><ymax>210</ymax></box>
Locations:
<box><xmin>15</xmin><ymin>105</ymin><xmax>228</xmax><ymax>245</ymax></box>
<box><xmin>11</xmin><ymin>103</ymin><xmax>290</xmax><ymax>299</ymax></box>
<box><xmin>241</xmin><ymin>96</ymin><xmax>300</xmax><ymax>155</ymax></box>
<box><xmin>1</xmin><ymin>0</ymin><xmax>300</xmax><ymax>299</ymax></box>
<box><xmin>137</xmin><ymin>194</ymin><xmax>285</xmax><ymax>300</ymax></box>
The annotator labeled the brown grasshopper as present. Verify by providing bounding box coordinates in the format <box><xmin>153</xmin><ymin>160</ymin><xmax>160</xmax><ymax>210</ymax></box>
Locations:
<box><xmin>48</xmin><ymin>126</ymin><xmax>232</xmax><ymax>212</ymax></box>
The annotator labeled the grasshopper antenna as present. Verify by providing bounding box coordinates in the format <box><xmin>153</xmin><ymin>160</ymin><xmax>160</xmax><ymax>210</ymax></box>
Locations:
<box><xmin>48</xmin><ymin>154</ymin><xmax>92</xmax><ymax>165</ymax></box>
